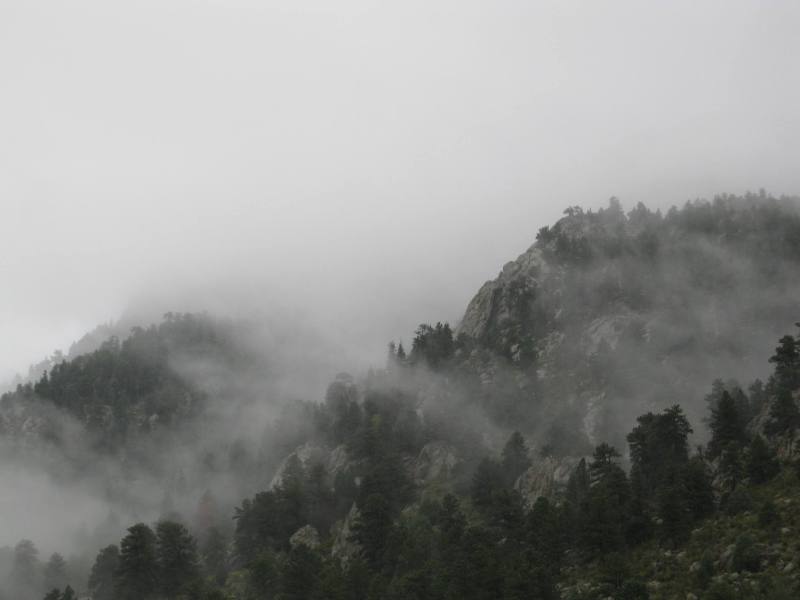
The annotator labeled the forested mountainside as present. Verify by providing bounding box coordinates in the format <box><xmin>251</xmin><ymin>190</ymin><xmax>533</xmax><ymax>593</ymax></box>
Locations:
<box><xmin>2</xmin><ymin>193</ymin><xmax>800</xmax><ymax>600</ymax></box>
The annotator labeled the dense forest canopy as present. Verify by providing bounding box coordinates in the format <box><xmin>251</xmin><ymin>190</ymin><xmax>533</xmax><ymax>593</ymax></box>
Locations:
<box><xmin>2</xmin><ymin>194</ymin><xmax>800</xmax><ymax>599</ymax></box>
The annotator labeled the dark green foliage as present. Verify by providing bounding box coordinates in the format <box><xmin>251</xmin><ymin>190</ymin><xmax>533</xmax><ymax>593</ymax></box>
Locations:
<box><xmin>470</xmin><ymin>458</ymin><xmax>504</xmax><ymax>511</ymax></box>
<box><xmin>694</xmin><ymin>552</ymin><xmax>715</xmax><ymax>590</ymax></box>
<box><xmin>409</xmin><ymin>322</ymin><xmax>454</xmax><ymax>368</ymax></box>
<box><xmin>155</xmin><ymin>520</ymin><xmax>200</xmax><ymax>597</ymax></box>
<box><xmin>280</xmin><ymin>545</ymin><xmax>322</xmax><ymax>600</ymax></box>
<box><xmin>617</xmin><ymin>579</ymin><xmax>649</xmax><ymax>599</ymax></box>
<box><xmin>116</xmin><ymin>523</ymin><xmax>158</xmax><ymax>600</ymax></box>
<box><xmin>731</xmin><ymin>533</ymin><xmax>762</xmax><ymax>573</ymax></box>
<box><xmin>201</xmin><ymin>528</ymin><xmax>228</xmax><ymax>586</ymax></box>
<box><xmin>500</xmin><ymin>431</ymin><xmax>531</xmax><ymax>486</ymax></box>
<box><xmin>682</xmin><ymin>457</ymin><xmax>715</xmax><ymax>520</ymax></box>
<box><xmin>722</xmin><ymin>487</ymin><xmax>753</xmax><ymax>516</ymax></box>
<box><xmin>579</xmin><ymin>444</ymin><xmax>630</xmax><ymax>555</ymax></box>
<box><xmin>765</xmin><ymin>390</ymin><xmax>800</xmax><ymax>439</ymax></box>
<box><xmin>708</xmin><ymin>391</ymin><xmax>748</xmax><ymax>459</ymax></box>
<box><xmin>769</xmin><ymin>332</ymin><xmax>800</xmax><ymax>393</ymax></box>
<box><xmin>88</xmin><ymin>545</ymin><xmax>119</xmax><ymax>600</ymax></box>
<box><xmin>746</xmin><ymin>435</ymin><xmax>780</xmax><ymax>484</ymax></box>
<box><xmin>758</xmin><ymin>500</ymin><xmax>780</xmax><ymax>528</ymax></box>
<box><xmin>565</xmin><ymin>458</ymin><xmax>590</xmax><ymax>507</ymax></box>
<box><xmin>351</xmin><ymin>494</ymin><xmax>393</xmax><ymax>570</ymax></box>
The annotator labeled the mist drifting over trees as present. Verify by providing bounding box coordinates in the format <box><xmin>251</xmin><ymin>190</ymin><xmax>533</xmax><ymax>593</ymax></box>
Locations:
<box><xmin>4</xmin><ymin>2</ymin><xmax>800</xmax><ymax>599</ymax></box>
<box><xmin>1</xmin><ymin>196</ymin><xmax>800</xmax><ymax>598</ymax></box>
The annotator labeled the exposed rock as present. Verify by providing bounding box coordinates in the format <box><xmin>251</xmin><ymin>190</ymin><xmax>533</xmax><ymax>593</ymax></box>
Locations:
<box><xmin>290</xmin><ymin>525</ymin><xmax>320</xmax><ymax>549</ymax></box>
<box><xmin>457</xmin><ymin>245</ymin><xmax>552</xmax><ymax>347</ymax></box>
<box><xmin>331</xmin><ymin>503</ymin><xmax>361</xmax><ymax>562</ymax></box>
<box><xmin>414</xmin><ymin>441</ymin><xmax>461</xmax><ymax>484</ymax></box>
<box><xmin>270</xmin><ymin>442</ymin><xmax>329</xmax><ymax>489</ymax></box>
<box><xmin>515</xmin><ymin>455</ymin><xmax>584</xmax><ymax>507</ymax></box>
<box><xmin>583</xmin><ymin>314</ymin><xmax>634</xmax><ymax>355</ymax></box>
<box><xmin>326</xmin><ymin>444</ymin><xmax>352</xmax><ymax>480</ymax></box>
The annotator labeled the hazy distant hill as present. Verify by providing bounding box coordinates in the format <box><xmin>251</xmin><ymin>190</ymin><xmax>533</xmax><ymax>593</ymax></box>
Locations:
<box><xmin>445</xmin><ymin>193</ymin><xmax>800</xmax><ymax>451</ymax></box>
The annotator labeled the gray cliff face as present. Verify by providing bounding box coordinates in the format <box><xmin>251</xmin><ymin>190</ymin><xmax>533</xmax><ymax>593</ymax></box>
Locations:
<box><xmin>452</xmin><ymin>203</ymin><xmax>800</xmax><ymax>450</ymax></box>
<box><xmin>332</xmin><ymin>503</ymin><xmax>361</xmax><ymax>562</ymax></box>
<box><xmin>457</xmin><ymin>245</ymin><xmax>555</xmax><ymax>357</ymax></box>
<box><xmin>515</xmin><ymin>455</ymin><xmax>584</xmax><ymax>508</ymax></box>
<box><xmin>748</xmin><ymin>390</ymin><xmax>800</xmax><ymax>460</ymax></box>
<box><xmin>413</xmin><ymin>441</ymin><xmax>461</xmax><ymax>485</ymax></box>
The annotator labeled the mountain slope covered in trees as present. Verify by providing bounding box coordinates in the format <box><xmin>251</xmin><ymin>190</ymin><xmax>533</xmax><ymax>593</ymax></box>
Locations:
<box><xmin>2</xmin><ymin>193</ymin><xmax>800</xmax><ymax>600</ymax></box>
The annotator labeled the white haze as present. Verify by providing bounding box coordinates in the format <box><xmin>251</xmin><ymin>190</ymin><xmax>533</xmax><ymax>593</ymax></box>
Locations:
<box><xmin>2</xmin><ymin>1</ymin><xmax>800</xmax><ymax>380</ymax></box>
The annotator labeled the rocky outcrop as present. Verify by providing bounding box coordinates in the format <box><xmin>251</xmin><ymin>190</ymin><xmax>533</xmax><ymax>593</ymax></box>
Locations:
<box><xmin>290</xmin><ymin>525</ymin><xmax>320</xmax><ymax>549</ymax></box>
<box><xmin>515</xmin><ymin>455</ymin><xmax>584</xmax><ymax>508</ymax></box>
<box><xmin>331</xmin><ymin>503</ymin><xmax>361</xmax><ymax>562</ymax></box>
<box><xmin>413</xmin><ymin>441</ymin><xmax>460</xmax><ymax>484</ymax></box>
<box><xmin>748</xmin><ymin>390</ymin><xmax>800</xmax><ymax>460</ymax></box>
<box><xmin>457</xmin><ymin>245</ymin><xmax>553</xmax><ymax>350</ymax></box>
<box><xmin>270</xmin><ymin>442</ymin><xmax>329</xmax><ymax>489</ymax></box>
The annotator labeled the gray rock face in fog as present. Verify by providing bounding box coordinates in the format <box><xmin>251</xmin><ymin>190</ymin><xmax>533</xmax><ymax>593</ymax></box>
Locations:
<box><xmin>290</xmin><ymin>525</ymin><xmax>321</xmax><ymax>549</ymax></box>
<box><xmin>515</xmin><ymin>455</ymin><xmax>584</xmax><ymax>508</ymax></box>
<box><xmin>457</xmin><ymin>245</ymin><xmax>552</xmax><ymax>346</ymax></box>
<box><xmin>413</xmin><ymin>441</ymin><xmax>461</xmax><ymax>484</ymax></box>
<box><xmin>269</xmin><ymin>442</ymin><xmax>329</xmax><ymax>489</ymax></box>
<box><xmin>332</xmin><ymin>503</ymin><xmax>361</xmax><ymax>562</ymax></box>
<box><xmin>453</xmin><ymin>198</ymin><xmax>800</xmax><ymax>450</ymax></box>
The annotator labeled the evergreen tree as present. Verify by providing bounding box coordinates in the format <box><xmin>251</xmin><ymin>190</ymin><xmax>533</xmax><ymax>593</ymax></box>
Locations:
<box><xmin>719</xmin><ymin>446</ymin><xmax>744</xmax><ymax>491</ymax></box>
<box><xmin>116</xmin><ymin>523</ymin><xmax>158</xmax><ymax>600</ymax></box>
<box><xmin>682</xmin><ymin>457</ymin><xmax>715</xmax><ymax>521</ymax></box>
<box><xmin>43</xmin><ymin>553</ymin><xmax>67</xmax><ymax>592</ymax></box>
<box><xmin>769</xmin><ymin>332</ymin><xmax>800</xmax><ymax>393</ymax></box>
<box><xmin>500</xmin><ymin>431</ymin><xmax>531</xmax><ymax>485</ymax></box>
<box><xmin>765</xmin><ymin>389</ymin><xmax>800</xmax><ymax>439</ymax></box>
<box><xmin>565</xmin><ymin>458</ymin><xmax>590</xmax><ymax>507</ymax></box>
<box><xmin>11</xmin><ymin>539</ymin><xmax>40</xmax><ymax>597</ymax></box>
<box><xmin>470</xmin><ymin>457</ymin><xmax>504</xmax><ymax>511</ymax></box>
<box><xmin>581</xmin><ymin>444</ymin><xmax>629</xmax><ymax>556</ymax></box>
<box><xmin>88</xmin><ymin>545</ymin><xmax>119</xmax><ymax>600</ymax></box>
<box><xmin>60</xmin><ymin>586</ymin><xmax>75</xmax><ymax>600</ymax></box>
<box><xmin>280</xmin><ymin>544</ymin><xmax>322</xmax><ymax>600</ymax></box>
<box><xmin>708</xmin><ymin>391</ymin><xmax>747</xmax><ymax>459</ymax></box>
<box><xmin>745</xmin><ymin>435</ymin><xmax>780</xmax><ymax>484</ymax></box>
<box><xmin>155</xmin><ymin>520</ymin><xmax>200</xmax><ymax>598</ymax></box>
<box><xmin>351</xmin><ymin>493</ymin><xmax>393</xmax><ymax>570</ymax></box>
<box><xmin>201</xmin><ymin>527</ymin><xmax>228</xmax><ymax>586</ymax></box>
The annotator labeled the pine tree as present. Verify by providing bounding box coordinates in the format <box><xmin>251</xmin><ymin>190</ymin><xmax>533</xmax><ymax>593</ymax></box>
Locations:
<box><xmin>708</xmin><ymin>391</ymin><xmax>747</xmax><ymax>459</ymax></box>
<box><xmin>765</xmin><ymin>389</ymin><xmax>800</xmax><ymax>439</ymax></box>
<box><xmin>769</xmin><ymin>332</ymin><xmax>800</xmax><ymax>393</ymax></box>
<box><xmin>43</xmin><ymin>553</ymin><xmax>67</xmax><ymax>591</ymax></box>
<box><xmin>565</xmin><ymin>458</ymin><xmax>590</xmax><ymax>507</ymax></box>
<box><xmin>201</xmin><ymin>527</ymin><xmax>228</xmax><ymax>586</ymax></box>
<box><xmin>745</xmin><ymin>435</ymin><xmax>780</xmax><ymax>484</ymax></box>
<box><xmin>11</xmin><ymin>539</ymin><xmax>40</xmax><ymax>596</ymax></box>
<box><xmin>281</xmin><ymin>544</ymin><xmax>322</xmax><ymax>600</ymax></box>
<box><xmin>351</xmin><ymin>493</ymin><xmax>393</xmax><ymax>569</ymax></box>
<box><xmin>155</xmin><ymin>520</ymin><xmax>200</xmax><ymax>598</ymax></box>
<box><xmin>470</xmin><ymin>458</ymin><xmax>504</xmax><ymax>511</ymax></box>
<box><xmin>88</xmin><ymin>545</ymin><xmax>119</xmax><ymax>600</ymax></box>
<box><xmin>116</xmin><ymin>523</ymin><xmax>158</xmax><ymax>600</ymax></box>
<box><xmin>60</xmin><ymin>586</ymin><xmax>75</xmax><ymax>600</ymax></box>
<box><xmin>501</xmin><ymin>431</ymin><xmax>531</xmax><ymax>485</ymax></box>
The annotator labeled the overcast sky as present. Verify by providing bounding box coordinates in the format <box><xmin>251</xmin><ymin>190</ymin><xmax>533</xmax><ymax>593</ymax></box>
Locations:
<box><xmin>2</xmin><ymin>0</ymin><xmax>800</xmax><ymax>381</ymax></box>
